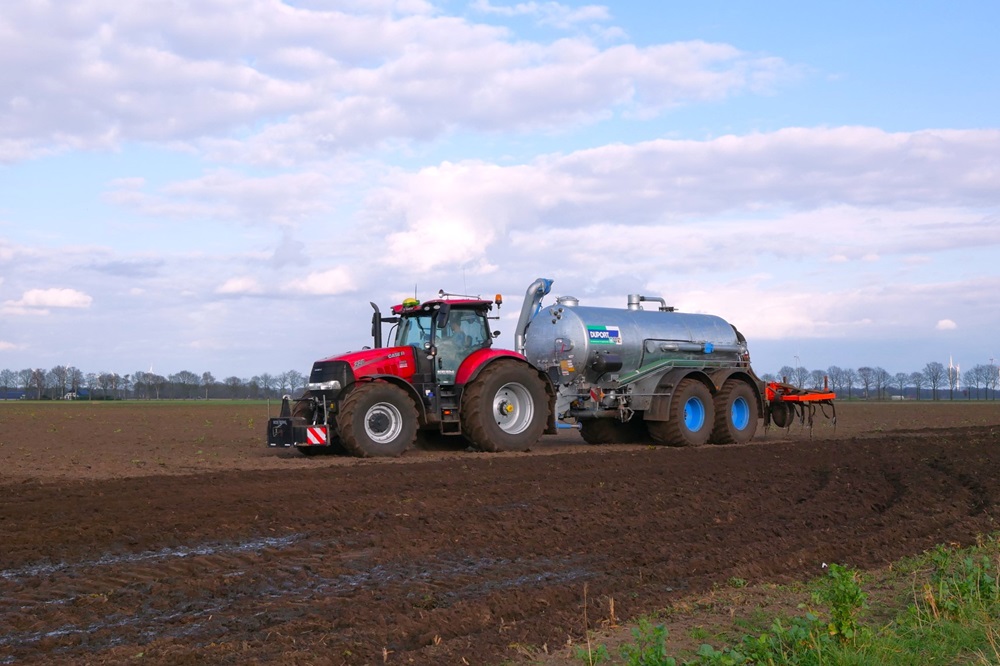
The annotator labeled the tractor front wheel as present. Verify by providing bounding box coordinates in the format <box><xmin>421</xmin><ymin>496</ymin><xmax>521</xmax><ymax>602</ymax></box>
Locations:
<box><xmin>337</xmin><ymin>382</ymin><xmax>417</xmax><ymax>457</ymax></box>
<box><xmin>462</xmin><ymin>361</ymin><xmax>548</xmax><ymax>452</ymax></box>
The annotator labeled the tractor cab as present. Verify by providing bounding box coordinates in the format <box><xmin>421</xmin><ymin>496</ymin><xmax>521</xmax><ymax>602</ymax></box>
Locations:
<box><xmin>386</xmin><ymin>295</ymin><xmax>498</xmax><ymax>385</ymax></box>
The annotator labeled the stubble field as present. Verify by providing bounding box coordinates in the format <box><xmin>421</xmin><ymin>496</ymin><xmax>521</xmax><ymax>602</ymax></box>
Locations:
<box><xmin>1</xmin><ymin>400</ymin><xmax>999</xmax><ymax>664</ymax></box>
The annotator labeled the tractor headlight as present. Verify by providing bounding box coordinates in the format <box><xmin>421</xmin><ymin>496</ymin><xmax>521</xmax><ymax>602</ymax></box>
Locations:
<box><xmin>306</xmin><ymin>380</ymin><xmax>342</xmax><ymax>392</ymax></box>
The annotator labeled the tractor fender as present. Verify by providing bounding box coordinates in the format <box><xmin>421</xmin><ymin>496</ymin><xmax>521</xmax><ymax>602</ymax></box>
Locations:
<box><xmin>345</xmin><ymin>376</ymin><xmax>429</xmax><ymax>425</ymax></box>
<box><xmin>456</xmin><ymin>350</ymin><xmax>558</xmax><ymax>435</ymax></box>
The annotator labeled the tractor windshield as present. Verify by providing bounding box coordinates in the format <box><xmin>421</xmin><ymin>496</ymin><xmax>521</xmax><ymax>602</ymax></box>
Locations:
<box><xmin>395</xmin><ymin>313</ymin><xmax>434</xmax><ymax>348</ymax></box>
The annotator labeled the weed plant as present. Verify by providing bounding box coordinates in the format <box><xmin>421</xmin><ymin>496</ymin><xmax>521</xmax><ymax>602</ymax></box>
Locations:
<box><xmin>577</xmin><ymin>536</ymin><xmax>1000</xmax><ymax>665</ymax></box>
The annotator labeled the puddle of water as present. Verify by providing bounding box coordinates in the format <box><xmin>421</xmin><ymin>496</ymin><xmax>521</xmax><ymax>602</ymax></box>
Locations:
<box><xmin>0</xmin><ymin>534</ymin><xmax>303</xmax><ymax>581</ymax></box>
<box><xmin>0</xmin><ymin>547</ymin><xmax>594</xmax><ymax>659</ymax></box>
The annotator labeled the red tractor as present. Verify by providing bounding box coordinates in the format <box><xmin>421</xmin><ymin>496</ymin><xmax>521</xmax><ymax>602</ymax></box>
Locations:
<box><xmin>267</xmin><ymin>291</ymin><xmax>556</xmax><ymax>457</ymax></box>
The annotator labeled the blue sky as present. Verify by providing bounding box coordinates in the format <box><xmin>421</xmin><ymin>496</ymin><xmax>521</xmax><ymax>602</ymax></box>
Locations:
<box><xmin>1</xmin><ymin>0</ymin><xmax>999</xmax><ymax>381</ymax></box>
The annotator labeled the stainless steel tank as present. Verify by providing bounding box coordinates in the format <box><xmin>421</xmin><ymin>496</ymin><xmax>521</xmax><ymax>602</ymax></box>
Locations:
<box><xmin>522</xmin><ymin>296</ymin><xmax>745</xmax><ymax>386</ymax></box>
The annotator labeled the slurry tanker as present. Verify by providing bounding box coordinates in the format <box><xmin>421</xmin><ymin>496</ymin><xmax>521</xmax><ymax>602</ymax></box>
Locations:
<box><xmin>267</xmin><ymin>278</ymin><xmax>834</xmax><ymax>456</ymax></box>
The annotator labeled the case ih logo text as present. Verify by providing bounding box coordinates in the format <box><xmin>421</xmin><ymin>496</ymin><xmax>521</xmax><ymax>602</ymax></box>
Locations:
<box><xmin>587</xmin><ymin>326</ymin><xmax>622</xmax><ymax>345</ymax></box>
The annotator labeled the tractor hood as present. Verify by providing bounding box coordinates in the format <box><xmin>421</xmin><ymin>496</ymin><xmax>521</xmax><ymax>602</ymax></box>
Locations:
<box><xmin>308</xmin><ymin>346</ymin><xmax>418</xmax><ymax>392</ymax></box>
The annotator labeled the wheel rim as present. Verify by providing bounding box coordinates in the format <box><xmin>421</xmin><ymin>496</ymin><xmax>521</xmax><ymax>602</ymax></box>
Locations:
<box><xmin>683</xmin><ymin>396</ymin><xmax>706</xmax><ymax>432</ymax></box>
<box><xmin>730</xmin><ymin>396</ymin><xmax>751</xmax><ymax>430</ymax></box>
<box><xmin>493</xmin><ymin>382</ymin><xmax>535</xmax><ymax>435</ymax></box>
<box><xmin>364</xmin><ymin>401</ymin><xmax>403</xmax><ymax>444</ymax></box>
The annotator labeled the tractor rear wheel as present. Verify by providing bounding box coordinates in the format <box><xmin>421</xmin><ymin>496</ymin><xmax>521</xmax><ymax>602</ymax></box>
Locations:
<box><xmin>648</xmin><ymin>378</ymin><xmax>715</xmax><ymax>447</ymax></box>
<box><xmin>461</xmin><ymin>361</ymin><xmax>548</xmax><ymax>452</ymax></box>
<box><xmin>709</xmin><ymin>381</ymin><xmax>758</xmax><ymax>445</ymax></box>
<box><xmin>337</xmin><ymin>382</ymin><xmax>417</xmax><ymax>457</ymax></box>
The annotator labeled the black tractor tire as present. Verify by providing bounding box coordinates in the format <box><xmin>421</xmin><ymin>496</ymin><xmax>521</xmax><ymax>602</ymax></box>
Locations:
<box><xmin>292</xmin><ymin>395</ymin><xmax>346</xmax><ymax>456</ymax></box>
<box><xmin>461</xmin><ymin>361</ymin><xmax>548</xmax><ymax>452</ymax></box>
<box><xmin>770</xmin><ymin>400</ymin><xmax>794</xmax><ymax>429</ymax></box>
<box><xmin>709</xmin><ymin>381</ymin><xmax>759</xmax><ymax>445</ymax></box>
<box><xmin>580</xmin><ymin>418</ymin><xmax>649</xmax><ymax>444</ymax></box>
<box><xmin>337</xmin><ymin>382</ymin><xmax>418</xmax><ymax>457</ymax></box>
<box><xmin>647</xmin><ymin>378</ymin><xmax>715</xmax><ymax>447</ymax></box>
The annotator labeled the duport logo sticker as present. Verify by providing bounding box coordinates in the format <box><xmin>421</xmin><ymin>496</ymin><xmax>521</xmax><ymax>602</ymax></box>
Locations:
<box><xmin>587</xmin><ymin>325</ymin><xmax>622</xmax><ymax>345</ymax></box>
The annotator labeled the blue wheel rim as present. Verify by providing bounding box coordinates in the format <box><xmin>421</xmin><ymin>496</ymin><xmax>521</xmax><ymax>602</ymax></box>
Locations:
<box><xmin>684</xmin><ymin>396</ymin><xmax>706</xmax><ymax>431</ymax></box>
<box><xmin>730</xmin><ymin>396</ymin><xmax>751</xmax><ymax>431</ymax></box>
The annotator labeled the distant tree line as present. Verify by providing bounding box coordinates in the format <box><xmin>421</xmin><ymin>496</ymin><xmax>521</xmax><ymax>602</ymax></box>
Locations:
<box><xmin>1</xmin><ymin>359</ymin><xmax>998</xmax><ymax>401</ymax></box>
<box><xmin>760</xmin><ymin>360</ymin><xmax>1000</xmax><ymax>401</ymax></box>
<box><xmin>0</xmin><ymin>366</ymin><xmax>306</xmax><ymax>400</ymax></box>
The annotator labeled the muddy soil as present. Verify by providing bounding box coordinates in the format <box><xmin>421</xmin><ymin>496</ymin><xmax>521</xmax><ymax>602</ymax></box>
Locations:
<box><xmin>1</xmin><ymin>401</ymin><xmax>999</xmax><ymax>664</ymax></box>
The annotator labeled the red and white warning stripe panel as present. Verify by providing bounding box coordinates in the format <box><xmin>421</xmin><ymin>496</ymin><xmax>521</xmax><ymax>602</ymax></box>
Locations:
<box><xmin>305</xmin><ymin>426</ymin><xmax>327</xmax><ymax>445</ymax></box>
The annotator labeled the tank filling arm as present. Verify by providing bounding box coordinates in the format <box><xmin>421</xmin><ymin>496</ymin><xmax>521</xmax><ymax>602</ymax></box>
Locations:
<box><xmin>514</xmin><ymin>278</ymin><xmax>553</xmax><ymax>355</ymax></box>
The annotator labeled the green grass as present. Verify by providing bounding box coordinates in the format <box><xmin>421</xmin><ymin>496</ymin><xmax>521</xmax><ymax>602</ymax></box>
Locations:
<box><xmin>578</xmin><ymin>536</ymin><xmax>1000</xmax><ymax>666</ymax></box>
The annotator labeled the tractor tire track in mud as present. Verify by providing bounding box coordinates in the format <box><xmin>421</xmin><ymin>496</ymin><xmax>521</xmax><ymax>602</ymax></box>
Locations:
<box><xmin>2</xmin><ymin>425</ymin><xmax>1000</xmax><ymax>664</ymax></box>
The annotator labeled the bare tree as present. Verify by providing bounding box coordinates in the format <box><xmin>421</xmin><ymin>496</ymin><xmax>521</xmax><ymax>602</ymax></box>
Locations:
<box><xmin>909</xmin><ymin>371</ymin><xmax>925</xmax><ymax>400</ymax></box>
<box><xmin>842</xmin><ymin>368</ymin><xmax>857</xmax><ymax>399</ymax></box>
<box><xmin>202</xmin><ymin>372</ymin><xmax>216</xmax><ymax>400</ymax></box>
<box><xmin>893</xmin><ymin>372</ymin><xmax>908</xmax><ymax>399</ymax></box>
<box><xmin>873</xmin><ymin>367</ymin><xmax>890</xmax><ymax>401</ymax></box>
<box><xmin>17</xmin><ymin>368</ymin><xmax>32</xmax><ymax>396</ymax></box>
<box><xmin>286</xmin><ymin>370</ymin><xmax>305</xmax><ymax>395</ymax></box>
<box><xmin>826</xmin><ymin>366</ymin><xmax>843</xmax><ymax>395</ymax></box>
<box><xmin>169</xmin><ymin>371</ymin><xmax>200</xmax><ymax>399</ymax></box>
<box><xmin>0</xmin><ymin>369</ymin><xmax>16</xmax><ymax>399</ymax></box>
<box><xmin>988</xmin><ymin>363</ymin><xmax>999</xmax><ymax>400</ymax></box>
<box><xmin>49</xmin><ymin>365</ymin><xmax>69</xmax><ymax>398</ymax></box>
<box><xmin>809</xmin><ymin>369</ymin><xmax>825</xmax><ymax>389</ymax></box>
<box><xmin>98</xmin><ymin>372</ymin><xmax>115</xmax><ymax>399</ymax></box>
<box><xmin>966</xmin><ymin>365</ymin><xmax>989</xmax><ymax>400</ymax></box>
<box><xmin>84</xmin><ymin>372</ymin><xmax>98</xmax><ymax>400</ymax></box>
<box><xmin>857</xmin><ymin>367</ymin><xmax>874</xmax><ymax>399</ymax></box>
<box><xmin>68</xmin><ymin>367</ymin><xmax>84</xmax><ymax>395</ymax></box>
<box><xmin>923</xmin><ymin>361</ymin><xmax>946</xmax><ymax>400</ymax></box>
<box><xmin>259</xmin><ymin>372</ymin><xmax>275</xmax><ymax>399</ymax></box>
<box><xmin>27</xmin><ymin>368</ymin><xmax>46</xmax><ymax>399</ymax></box>
<box><xmin>224</xmin><ymin>376</ymin><xmax>243</xmax><ymax>398</ymax></box>
<box><xmin>149</xmin><ymin>374</ymin><xmax>168</xmax><ymax>400</ymax></box>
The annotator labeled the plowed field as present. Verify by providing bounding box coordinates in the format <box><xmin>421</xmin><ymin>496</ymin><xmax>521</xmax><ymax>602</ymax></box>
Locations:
<box><xmin>2</xmin><ymin>400</ymin><xmax>999</xmax><ymax>664</ymax></box>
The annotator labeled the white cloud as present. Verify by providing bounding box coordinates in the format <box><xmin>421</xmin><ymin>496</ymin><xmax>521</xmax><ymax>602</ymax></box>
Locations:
<box><xmin>936</xmin><ymin>319</ymin><xmax>958</xmax><ymax>330</ymax></box>
<box><xmin>2</xmin><ymin>288</ymin><xmax>93</xmax><ymax>316</ymax></box>
<box><xmin>283</xmin><ymin>267</ymin><xmax>357</xmax><ymax>295</ymax></box>
<box><xmin>0</xmin><ymin>1</ymin><xmax>797</xmax><ymax>163</ymax></box>
<box><xmin>104</xmin><ymin>170</ymin><xmax>336</xmax><ymax>225</ymax></box>
<box><xmin>216</xmin><ymin>277</ymin><xmax>263</xmax><ymax>295</ymax></box>
<box><xmin>361</xmin><ymin>127</ymin><xmax>1000</xmax><ymax>272</ymax></box>
<box><xmin>471</xmin><ymin>1</ymin><xmax>612</xmax><ymax>29</ymax></box>
<box><xmin>0</xmin><ymin>341</ymin><xmax>18</xmax><ymax>351</ymax></box>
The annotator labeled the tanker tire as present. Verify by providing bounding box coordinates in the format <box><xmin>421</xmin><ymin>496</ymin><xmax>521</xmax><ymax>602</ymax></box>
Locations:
<box><xmin>709</xmin><ymin>381</ymin><xmax>758</xmax><ymax>445</ymax></box>
<box><xmin>462</xmin><ymin>361</ymin><xmax>548</xmax><ymax>452</ymax></box>
<box><xmin>648</xmin><ymin>378</ymin><xmax>715</xmax><ymax>447</ymax></box>
<box><xmin>337</xmin><ymin>382</ymin><xmax>417</xmax><ymax>458</ymax></box>
<box><xmin>580</xmin><ymin>418</ymin><xmax>649</xmax><ymax>445</ymax></box>
<box><xmin>292</xmin><ymin>395</ymin><xmax>346</xmax><ymax>456</ymax></box>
